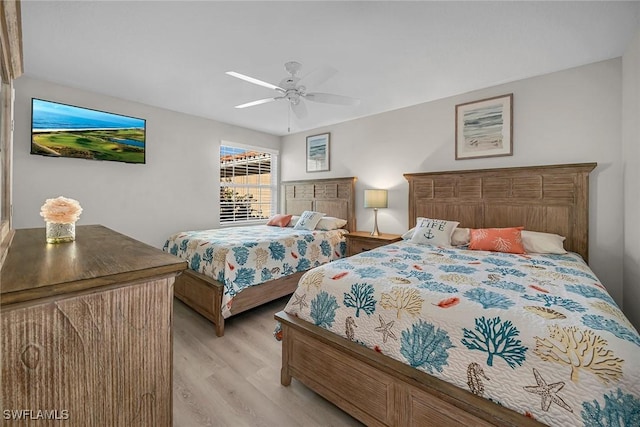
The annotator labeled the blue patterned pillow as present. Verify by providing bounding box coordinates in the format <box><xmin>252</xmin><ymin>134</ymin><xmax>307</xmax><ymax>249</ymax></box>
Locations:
<box><xmin>293</xmin><ymin>211</ymin><xmax>325</xmax><ymax>230</ymax></box>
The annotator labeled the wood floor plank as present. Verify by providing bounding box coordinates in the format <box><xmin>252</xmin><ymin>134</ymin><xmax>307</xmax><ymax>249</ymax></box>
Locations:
<box><xmin>204</xmin><ymin>363</ymin><xmax>301</xmax><ymax>427</ymax></box>
<box><xmin>173</xmin><ymin>368</ymin><xmax>222</xmax><ymax>427</ymax></box>
<box><xmin>173</xmin><ymin>297</ymin><xmax>364</xmax><ymax>426</ymax></box>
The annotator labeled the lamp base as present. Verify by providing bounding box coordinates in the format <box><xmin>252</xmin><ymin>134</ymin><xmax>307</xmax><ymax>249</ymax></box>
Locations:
<box><xmin>371</xmin><ymin>208</ymin><xmax>380</xmax><ymax>236</ymax></box>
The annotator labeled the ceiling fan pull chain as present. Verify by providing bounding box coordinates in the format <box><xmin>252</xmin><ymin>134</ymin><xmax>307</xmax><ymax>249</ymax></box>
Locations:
<box><xmin>287</xmin><ymin>103</ymin><xmax>291</xmax><ymax>133</ymax></box>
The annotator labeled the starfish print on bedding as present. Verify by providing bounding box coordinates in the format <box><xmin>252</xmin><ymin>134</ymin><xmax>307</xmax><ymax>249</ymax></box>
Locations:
<box><xmin>291</xmin><ymin>293</ymin><xmax>308</xmax><ymax>310</ymax></box>
<box><xmin>374</xmin><ymin>315</ymin><xmax>397</xmax><ymax>343</ymax></box>
<box><xmin>523</xmin><ymin>368</ymin><xmax>573</xmax><ymax>413</ymax></box>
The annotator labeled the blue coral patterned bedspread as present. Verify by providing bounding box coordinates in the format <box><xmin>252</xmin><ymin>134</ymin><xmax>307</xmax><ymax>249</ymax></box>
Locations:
<box><xmin>282</xmin><ymin>241</ymin><xmax>640</xmax><ymax>426</ymax></box>
<box><xmin>164</xmin><ymin>225</ymin><xmax>347</xmax><ymax>318</ymax></box>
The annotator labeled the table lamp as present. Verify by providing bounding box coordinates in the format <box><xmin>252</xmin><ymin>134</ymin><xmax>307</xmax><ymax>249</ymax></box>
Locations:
<box><xmin>364</xmin><ymin>189</ymin><xmax>388</xmax><ymax>236</ymax></box>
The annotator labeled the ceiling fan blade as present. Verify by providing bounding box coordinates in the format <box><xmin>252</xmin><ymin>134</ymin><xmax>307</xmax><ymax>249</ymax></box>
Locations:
<box><xmin>291</xmin><ymin>99</ymin><xmax>308</xmax><ymax>119</ymax></box>
<box><xmin>304</xmin><ymin>92</ymin><xmax>360</xmax><ymax>106</ymax></box>
<box><xmin>300</xmin><ymin>65</ymin><xmax>338</xmax><ymax>88</ymax></box>
<box><xmin>226</xmin><ymin>71</ymin><xmax>285</xmax><ymax>92</ymax></box>
<box><xmin>234</xmin><ymin>97</ymin><xmax>281</xmax><ymax>109</ymax></box>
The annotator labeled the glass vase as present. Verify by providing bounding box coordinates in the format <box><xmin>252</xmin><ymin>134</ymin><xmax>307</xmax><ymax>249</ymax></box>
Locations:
<box><xmin>46</xmin><ymin>221</ymin><xmax>76</xmax><ymax>243</ymax></box>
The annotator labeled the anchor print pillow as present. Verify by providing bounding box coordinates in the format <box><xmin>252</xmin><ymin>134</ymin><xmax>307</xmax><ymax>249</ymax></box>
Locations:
<box><xmin>293</xmin><ymin>210</ymin><xmax>325</xmax><ymax>231</ymax></box>
<box><xmin>410</xmin><ymin>217</ymin><xmax>459</xmax><ymax>247</ymax></box>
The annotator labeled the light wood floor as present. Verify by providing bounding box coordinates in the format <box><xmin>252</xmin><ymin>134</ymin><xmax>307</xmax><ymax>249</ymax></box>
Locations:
<box><xmin>173</xmin><ymin>297</ymin><xmax>364</xmax><ymax>427</ymax></box>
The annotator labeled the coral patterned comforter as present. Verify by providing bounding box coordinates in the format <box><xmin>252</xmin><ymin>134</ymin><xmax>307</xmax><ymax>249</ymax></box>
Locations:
<box><xmin>164</xmin><ymin>225</ymin><xmax>347</xmax><ymax>318</ymax></box>
<box><xmin>282</xmin><ymin>241</ymin><xmax>640</xmax><ymax>426</ymax></box>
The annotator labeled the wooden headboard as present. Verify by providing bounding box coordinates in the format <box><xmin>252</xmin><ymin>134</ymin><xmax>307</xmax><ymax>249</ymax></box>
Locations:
<box><xmin>282</xmin><ymin>177</ymin><xmax>357</xmax><ymax>232</ymax></box>
<box><xmin>404</xmin><ymin>163</ymin><xmax>596</xmax><ymax>261</ymax></box>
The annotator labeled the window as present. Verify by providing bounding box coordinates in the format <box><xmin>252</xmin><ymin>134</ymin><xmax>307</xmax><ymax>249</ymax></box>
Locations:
<box><xmin>220</xmin><ymin>143</ymin><xmax>278</xmax><ymax>225</ymax></box>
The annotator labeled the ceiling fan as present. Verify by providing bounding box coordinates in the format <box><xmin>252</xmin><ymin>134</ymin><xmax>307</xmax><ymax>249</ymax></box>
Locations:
<box><xmin>226</xmin><ymin>61</ymin><xmax>360</xmax><ymax>120</ymax></box>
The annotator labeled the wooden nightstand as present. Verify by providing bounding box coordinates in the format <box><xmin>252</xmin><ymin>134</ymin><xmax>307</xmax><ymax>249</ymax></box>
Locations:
<box><xmin>345</xmin><ymin>231</ymin><xmax>403</xmax><ymax>256</ymax></box>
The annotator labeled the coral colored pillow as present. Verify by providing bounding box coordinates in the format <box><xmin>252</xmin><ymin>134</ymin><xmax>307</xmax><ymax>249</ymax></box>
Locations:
<box><xmin>469</xmin><ymin>227</ymin><xmax>525</xmax><ymax>254</ymax></box>
<box><xmin>267</xmin><ymin>214</ymin><xmax>293</xmax><ymax>227</ymax></box>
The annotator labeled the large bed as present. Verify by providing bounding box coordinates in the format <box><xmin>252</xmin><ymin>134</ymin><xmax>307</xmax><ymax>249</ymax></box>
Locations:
<box><xmin>275</xmin><ymin>163</ymin><xmax>640</xmax><ymax>426</ymax></box>
<box><xmin>167</xmin><ymin>176</ymin><xmax>356</xmax><ymax>336</ymax></box>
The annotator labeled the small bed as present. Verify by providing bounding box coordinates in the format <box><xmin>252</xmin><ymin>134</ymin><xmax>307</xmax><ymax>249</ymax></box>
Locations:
<box><xmin>275</xmin><ymin>163</ymin><xmax>640</xmax><ymax>426</ymax></box>
<box><xmin>166</xmin><ymin>176</ymin><xmax>356</xmax><ymax>336</ymax></box>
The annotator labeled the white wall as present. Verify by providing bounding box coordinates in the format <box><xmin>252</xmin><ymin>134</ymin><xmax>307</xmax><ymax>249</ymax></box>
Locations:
<box><xmin>12</xmin><ymin>76</ymin><xmax>280</xmax><ymax>248</ymax></box>
<box><xmin>282</xmin><ymin>59</ymin><xmax>625</xmax><ymax>307</ymax></box>
<box><xmin>623</xmin><ymin>28</ymin><xmax>640</xmax><ymax>330</ymax></box>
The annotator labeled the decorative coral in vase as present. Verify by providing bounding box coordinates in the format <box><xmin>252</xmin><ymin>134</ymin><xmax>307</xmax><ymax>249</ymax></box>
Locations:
<box><xmin>40</xmin><ymin>196</ymin><xmax>83</xmax><ymax>243</ymax></box>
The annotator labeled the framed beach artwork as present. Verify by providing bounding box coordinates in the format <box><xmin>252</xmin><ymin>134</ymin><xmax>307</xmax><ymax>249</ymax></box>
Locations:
<box><xmin>455</xmin><ymin>93</ymin><xmax>513</xmax><ymax>160</ymax></box>
<box><xmin>306</xmin><ymin>132</ymin><xmax>330</xmax><ymax>172</ymax></box>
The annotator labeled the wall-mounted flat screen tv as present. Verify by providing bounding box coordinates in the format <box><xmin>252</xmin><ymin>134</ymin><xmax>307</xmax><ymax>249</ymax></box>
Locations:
<box><xmin>31</xmin><ymin>98</ymin><xmax>146</xmax><ymax>164</ymax></box>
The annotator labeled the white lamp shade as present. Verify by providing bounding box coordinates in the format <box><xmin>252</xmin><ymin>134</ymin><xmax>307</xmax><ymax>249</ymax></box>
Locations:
<box><xmin>364</xmin><ymin>189</ymin><xmax>388</xmax><ymax>209</ymax></box>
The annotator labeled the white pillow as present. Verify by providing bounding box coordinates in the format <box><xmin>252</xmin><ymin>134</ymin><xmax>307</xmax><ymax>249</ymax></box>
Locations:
<box><xmin>451</xmin><ymin>228</ymin><xmax>471</xmax><ymax>246</ymax></box>
<box><xmin>293</xmin><ymin>211</ymin><xmax>325</xmax><ymax>230</ymax></box>
<box><xmin>315</xmin><ymin>216</ymin><xmax>348</xmax><ymax>230</ymax></box>
<box><xmin>402</xmin><ymin>227</ymin><xmax>415</xmax><ymax>240</ymax></box>
<box><xmin>287</xmin><ymin>215</ymin><xmax>300</xmax><ymax>227</ymax></box>
<box><xmin>410</xmin><ymin>218</ymin><xmax>459</xmax><ymax>247</ymax></box>
<box><xmin>522</xmin><ymin>230</ymin><xmax>567</xmax><ymax>254</ymax></box>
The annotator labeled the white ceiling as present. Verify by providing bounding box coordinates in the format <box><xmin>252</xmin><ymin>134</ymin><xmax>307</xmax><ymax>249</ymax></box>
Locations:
<box><xmin>21</xmin><ymin>1</ymin><xmax>640</xmax><ymax>137</ymax></box>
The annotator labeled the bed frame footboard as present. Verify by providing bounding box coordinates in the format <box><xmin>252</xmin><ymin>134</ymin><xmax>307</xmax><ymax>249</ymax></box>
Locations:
<box><xmin>175</xmin><ymin>269</ymin><xmax>304</xmax><ymax>336</ymax></box>
<box><xmin>275</xmin><ymin>311</ymin><xmax>543</xmax><ymax>427</ymax></box>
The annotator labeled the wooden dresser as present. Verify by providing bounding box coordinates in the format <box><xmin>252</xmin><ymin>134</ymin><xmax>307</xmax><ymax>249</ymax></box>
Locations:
<box><xmin>0</xmin><ymin>225</ymin><xmax>186</xmax><ymax>426</ymax></box>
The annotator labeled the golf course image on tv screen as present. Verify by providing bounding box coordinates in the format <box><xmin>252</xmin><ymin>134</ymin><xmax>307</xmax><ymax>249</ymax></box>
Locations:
<box><xmin>31</xmin><ymin>98</ymin><xmax>146</xmax><ymax>164</ymax></box>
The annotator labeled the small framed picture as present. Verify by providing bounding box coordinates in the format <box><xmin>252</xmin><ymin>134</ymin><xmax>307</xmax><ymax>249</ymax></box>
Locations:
<box><xmin>455</xmin><ymin>94</ymin><xmax>513</xmax><ymax>160</ymax></box>
<box><xmin>306</xmin><ymin>132</ymin><xmax>330</xmax><ymax>172</ymax></box>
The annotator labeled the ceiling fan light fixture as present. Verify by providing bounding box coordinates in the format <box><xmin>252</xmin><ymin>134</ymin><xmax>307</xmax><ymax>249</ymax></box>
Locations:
<box><xmin>286</xmin><ymin>92</ymin><xmax>300</xmax><ymax>105</ymax></box>
<box><xmin>284</xmin><ymin>61</ymin><xmax>302</xmax><ymax>76</ymax></box>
